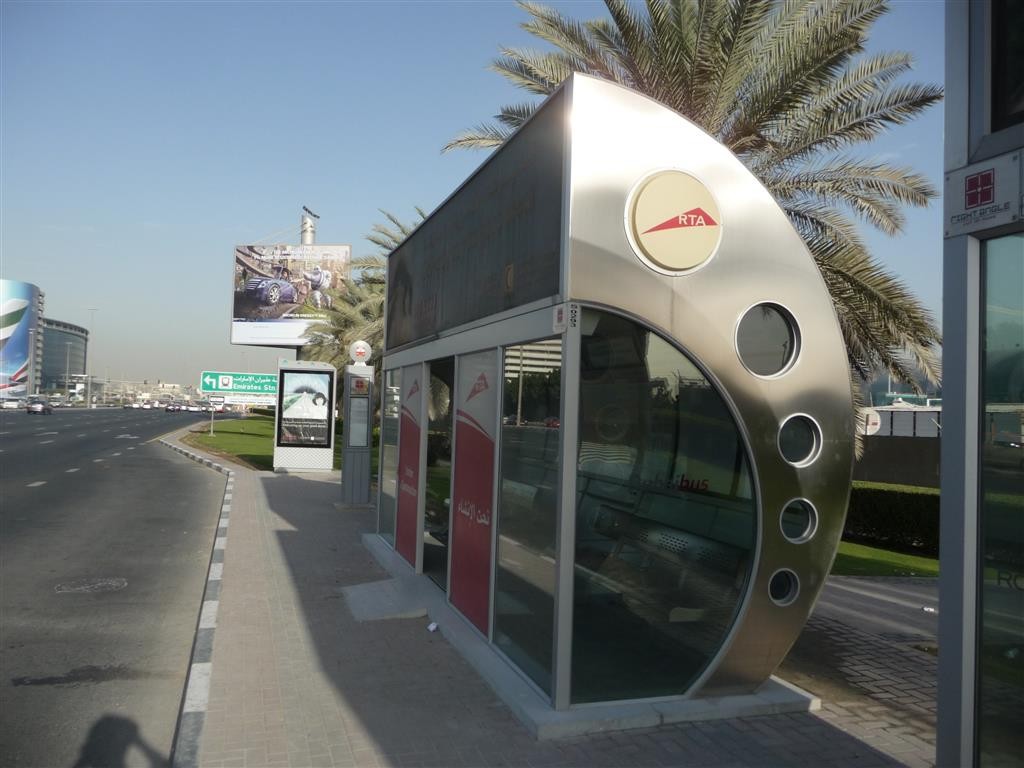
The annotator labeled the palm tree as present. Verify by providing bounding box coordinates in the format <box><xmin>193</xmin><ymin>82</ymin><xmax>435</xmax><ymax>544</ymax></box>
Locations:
<box><xmin>445</xmin><ymin>0</ymin><xmax>942</xmax><ymax>396</ymax></box>
<box><xmin>303</xmin><ymin>208</ymin><xmax>425</xmax><ymax>376</ymax></box>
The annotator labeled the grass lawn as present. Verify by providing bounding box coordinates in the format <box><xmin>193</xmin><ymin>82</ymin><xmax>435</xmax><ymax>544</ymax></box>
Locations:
<box><xmin>183</xmin><ymin>414</ymin><xmax>277</xmax><ymax>470</ymax></box>
<box><xmin>182</xmin><ymin>414</ymin><xmax>380</xmax><ymax>474</ymax></box>
<box><xmin>831</xmin><ymin>540</ymin><xmax>939</xmax><ymax>577</ymax></box>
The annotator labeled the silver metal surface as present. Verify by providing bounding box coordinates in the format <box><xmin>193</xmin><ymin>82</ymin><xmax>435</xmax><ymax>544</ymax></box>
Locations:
<box><xmin>564</xmin><ymin>74</ymin><xmax>854</xmax><ymax>693</ymax></box>
<box><xmin>937</xmin><ymin>236</ymin><xmax>982</xmax><ymax>767</ymax></box>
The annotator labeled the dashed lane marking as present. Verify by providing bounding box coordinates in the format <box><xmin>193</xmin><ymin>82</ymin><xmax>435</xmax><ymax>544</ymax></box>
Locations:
<box><xmin>40</xmin><ymin>440</ymin><xmax>54</xmax><ymax>445</ymax></box>
<box><xmin>93</xmin><ymin>459</ymin><xmax>104</xmax><ymax>463</ymax></box>
<box><xmin>66</xmin><ymin>468</ymin><xmax>80</xmax><ymax>473</ymax></box>
<box><xmin>27</xmin><ymin>481</ymin><xmax>46</xmax><ymax>487</ymax></box>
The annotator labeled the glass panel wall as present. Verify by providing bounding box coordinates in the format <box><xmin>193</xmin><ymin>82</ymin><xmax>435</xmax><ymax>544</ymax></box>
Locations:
<box><xmin>572</xmin><ymin>309</ymin><xmax>756</xmax><ymax>703</ymax></box>
<box><xmin>493</xmin><ymin>340</ymin><xmax>562</xmax><ymax>696</ymax></box>
<box><xmin>424</xmin><ymin>358</ymin><xmax>455</xmax><ymax>589</ymax></box>
<box><xmin>978</xmin><ymin>233</ymin><xmax>1024</xmax><ymax>767</ymax></box>
<box><xmin>378</xmin><ymin>368</ymin><xmax>401</xmax><ymax>546</ymax></box>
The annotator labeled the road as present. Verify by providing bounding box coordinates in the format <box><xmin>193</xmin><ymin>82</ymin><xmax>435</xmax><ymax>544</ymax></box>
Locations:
<box><xmin>816</xmin><ymin>575</ymin><xmax>938</xmax><ymax>640</ymax></box>
<box><xmin>0</xmin><ymin>407</ymin><xmax>230</xmax><ymax>768</ymax></box>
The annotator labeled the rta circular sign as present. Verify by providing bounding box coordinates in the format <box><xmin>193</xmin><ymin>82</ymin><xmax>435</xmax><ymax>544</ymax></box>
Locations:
<box><xmin>626</xmin><ymin>170</ymin><xmax>722</xmax><ymax>274</ymax></box>
<box><xmin>349</xmin><ymin>340</ymin><xmax>372</xmax><ymax>364</ymax></box>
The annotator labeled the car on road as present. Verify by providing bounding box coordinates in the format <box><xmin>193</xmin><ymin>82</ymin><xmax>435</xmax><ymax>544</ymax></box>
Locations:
<box><xmin>26</xmin><ymin>399</ymin><xmax>53</xmax><ymax>415</ymax></box>
<box><xmin>165</xmin><ymin>403</ymin><xmax>179</xmax><ymax>412</ymax></box>
<box><xmin>2</xmin><ymin>398</ymin><xmax>26</xmax><ymax>410</ymax></box>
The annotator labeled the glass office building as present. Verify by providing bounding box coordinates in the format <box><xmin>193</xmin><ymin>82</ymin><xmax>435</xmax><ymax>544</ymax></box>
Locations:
<box><xmin>939</xmin><ymin>3</ymin><xmax>1024</xmax><ymax>767</ymax></box>
<box><xmin>40</xmin><ymin>318</ymin><xmax>88</xmax><ymax>393</ymax></box>
<box><xmin>378</xmin><ymin>75</ymin><xmax>855</xmax><ymax>712</ymax></box>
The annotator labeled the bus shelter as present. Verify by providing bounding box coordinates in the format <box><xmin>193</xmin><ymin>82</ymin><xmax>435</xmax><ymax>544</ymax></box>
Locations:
<box><xmin>377</xmin><ymin>74</ymin><xmax>853</xmax><ymax>715</ymax></box>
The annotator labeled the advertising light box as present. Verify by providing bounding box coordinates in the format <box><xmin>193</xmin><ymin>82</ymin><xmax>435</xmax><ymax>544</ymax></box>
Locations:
<box><xmin>232</xmin><ymin>243</ymin><xmax>351</xmax><ymax>347</ymax></box>
<box><xmin>276</xmin><ymin>369</ymin><xmax>334</xmax><ymax>448</ymax></box>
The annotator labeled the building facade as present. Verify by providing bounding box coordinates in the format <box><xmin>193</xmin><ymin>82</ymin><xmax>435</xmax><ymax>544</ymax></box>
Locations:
<box><xmin>939</xmin><ymin>2</ymin><xmax>1024</xmax><ymax>766</ymax></box>
<box><xmin>40</xmin><ymin>318</ymin><xmax>88</xmax><ymax>394</ymax></box>
<box><xmin>0</xmin><ymin>279</ymin><xmax>44</xmax><ymax>397</ymax></box>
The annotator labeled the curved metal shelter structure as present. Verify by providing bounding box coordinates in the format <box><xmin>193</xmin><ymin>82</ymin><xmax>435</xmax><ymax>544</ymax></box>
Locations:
<box><xmin>378</xmin><ymin>73</ymin><xmax>853</xmax><ymax>714</ymax></box>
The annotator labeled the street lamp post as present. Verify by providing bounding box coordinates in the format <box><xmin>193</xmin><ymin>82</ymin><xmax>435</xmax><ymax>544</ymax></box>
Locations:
<box><xmin>87</xmin><ymin>308</ymin><xmax>97</xmax><ymax>407</ymax></box>
<box><xmin>64</xmin><ymin>342</ymin><xmax>71</xmax><ymax>401</ymax></box>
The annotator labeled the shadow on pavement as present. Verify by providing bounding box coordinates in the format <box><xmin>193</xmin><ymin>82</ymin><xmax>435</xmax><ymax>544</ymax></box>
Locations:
<box><xmin>261</xmin><ymin>473</ymin><xmax>911</xmax><ymax>767</ymax></box>
<box><xmin>71</xmin><ymin>715</ymin><xmax>167</xmax><ymax>768</ymax></box>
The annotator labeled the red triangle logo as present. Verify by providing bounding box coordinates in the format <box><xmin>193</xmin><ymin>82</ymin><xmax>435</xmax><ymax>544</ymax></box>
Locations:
<box><xmin>642</xmin><ymin>207</ymin><xmax>718</xmax><ymax>234</ymax></box>
<box><xmin>466</xmin><ymin>372</ymin><xmax>489</xmax><ymax>402</ymax></box>
<box><xmin>408</xmin><ymin>379</ymin><xmax>419</xmax><ymax>398</ymax></box>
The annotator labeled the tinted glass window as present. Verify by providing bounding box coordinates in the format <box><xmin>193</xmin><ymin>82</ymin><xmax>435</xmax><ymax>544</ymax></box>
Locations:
<box><xmin>572</xmin><ymin>309</ymin><xmax>756</xmax><ymax>703</ymax></box>
<box><xmin>493</xmin><ymin>340</ymin><xmax>562</xmax><ymax>696</ymax></box>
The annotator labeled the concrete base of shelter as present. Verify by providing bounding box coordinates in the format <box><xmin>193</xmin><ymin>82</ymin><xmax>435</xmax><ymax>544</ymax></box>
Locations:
<box><xmin>355</xmin><ymin>533</ymin><xmax>820</xmax><ymax>740</ymax></box>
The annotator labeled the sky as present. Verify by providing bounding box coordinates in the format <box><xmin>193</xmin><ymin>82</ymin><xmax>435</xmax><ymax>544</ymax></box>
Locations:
<box><xmin>0</xmin><ymin>0</ymin><xmax>946</xmax><ymax>387</ymax></box>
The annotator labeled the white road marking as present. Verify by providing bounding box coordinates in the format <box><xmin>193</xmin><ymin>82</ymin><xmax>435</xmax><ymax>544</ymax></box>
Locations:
<box><xmin>27</xmin><ymin>481</ymin><xmax>46</xmax><ymax>487</ymax></box>
<box><xmin>77</xmin><ymin>434</ymin><xmax>87</xmax><ymax>438</ymax></box>
<box><xmin>111</xmin><ymin>452</ymin><xmax>121</xmax><ymax>457</ymax></box>
<box><xmin>93</xmin><ymin>458</ymin><xmax>104</xmax><ymax>463</ymax></box>
<box><xmin>102</xmin><ymin>429</ymin><xmax>110</xmax><ymax>433</ymax></box>
<box><xmin>214</xmin><ymin>537</ymin><xmax>227</xmax><ymax>550</ymax></box>
<box><xmin>39</xmin><ymin>440</ymin><xmax>54</xmax><ymax>445</ymax></box>
<box><xmin>38</xmin><ymin>431</ymin><xmax>58</xmax><ymax>436</ymax></box>
<box><xmin>66</xmin><ymin>468</ymin><xmax>80</xmax><ymax>473</ymax></box>
<box><xmin>209</xmin><ymin>563</ymin><xmax>223</xmax><ymax>581</ymax></box>
<box><xmin>127</xmin><ymin>447</ymin><xmax>135</xmax><ymax>451</ymax></box>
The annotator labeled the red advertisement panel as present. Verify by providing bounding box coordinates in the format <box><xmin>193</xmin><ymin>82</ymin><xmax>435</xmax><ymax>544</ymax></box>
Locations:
<box><xmin>449</xmin><ymin>351</ymin><xmax>498</xmax><ymax>633</ymax></box>
<box><xmin>395</xmin><ymin>369</ymin><xmax>422</xmax><ymax>565</ymax></box>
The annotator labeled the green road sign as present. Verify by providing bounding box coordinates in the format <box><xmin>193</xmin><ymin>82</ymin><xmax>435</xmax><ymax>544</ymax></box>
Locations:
<box><xmin>199</xmin><ymin>371</ymin><xmax>277</xmax><ymax>395</ymax></box>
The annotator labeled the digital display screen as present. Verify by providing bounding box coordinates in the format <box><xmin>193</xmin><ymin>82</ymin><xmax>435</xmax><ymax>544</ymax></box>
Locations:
<box><xmin>276</xmin><ymin>370</ymin><xmax>334</xmax><ymax>448</ymax></box>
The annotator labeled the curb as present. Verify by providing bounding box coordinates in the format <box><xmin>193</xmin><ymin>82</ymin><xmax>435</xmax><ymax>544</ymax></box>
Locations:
<box><xmin>160</xmin><ymin>436</ymin><xmax>237</xmax><ymax>768</ymax></box>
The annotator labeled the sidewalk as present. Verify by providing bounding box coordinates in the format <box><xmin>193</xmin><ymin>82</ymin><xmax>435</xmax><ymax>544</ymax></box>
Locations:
<box><xmin>166</xmin><ymin>436</ymin><xmax>935</xmax><ymax>768</ymax></box>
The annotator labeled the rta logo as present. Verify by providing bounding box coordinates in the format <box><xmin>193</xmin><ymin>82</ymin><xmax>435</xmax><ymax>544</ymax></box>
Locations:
<box><xmin>965</xmin><ymin>169</ymin><xmax>994</xmax><ymax>209</ymax></box>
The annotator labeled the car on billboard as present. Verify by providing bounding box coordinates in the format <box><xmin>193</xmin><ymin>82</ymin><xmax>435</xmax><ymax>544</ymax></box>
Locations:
<box><xmin>243</xmin><ymin>265</ymin><xmax>298</xmax><ymax>307</ymax></box>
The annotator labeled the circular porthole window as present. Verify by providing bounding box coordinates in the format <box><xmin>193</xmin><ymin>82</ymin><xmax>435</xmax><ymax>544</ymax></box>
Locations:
<box><xmin>736</xmin><ymin>303</ymin><xmax>799</xmax><ymax>377</ymax></box>
<box><xmin>769</xmin><ymin>569</ymin><xmax>800</xmax><ymax>606</ymax></box>
<box><xmin>779</xmin><ymin>415</ymin><xmax>822</xmax><ymax>466</ymax></box>
<box><xmin>780</xmin><ymin>499</ymin><xmax>818</xmax><ymax>543</ymax></box>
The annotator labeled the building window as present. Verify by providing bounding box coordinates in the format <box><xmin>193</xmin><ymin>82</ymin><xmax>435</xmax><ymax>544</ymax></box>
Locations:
<box><xmin>991</xmin><ymin>0</ymin><xmax>1024</xmax><ymax>132</ymax></box>
<box><xmin>978</xmin><ymin>233</ymin><xmax>1024</xmax><ymax>767</ymax></box>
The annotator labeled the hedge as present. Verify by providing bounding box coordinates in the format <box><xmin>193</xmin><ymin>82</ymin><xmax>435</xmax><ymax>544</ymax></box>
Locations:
<box><xmin>844</xmin><ymin>481</ymin><xmax>1023</xmax><ymax>563</ymax></box>
<box><xmin>844</xmin><ymin>481</ymin><xmax>940</xmax><ymax>557</ymax></box>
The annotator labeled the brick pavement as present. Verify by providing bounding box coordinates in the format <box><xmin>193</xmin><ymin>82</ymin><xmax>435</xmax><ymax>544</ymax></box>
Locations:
<box><xmin>171</xmin><ymin>439</ymin><xmax>936</xmax><ymax>768</ymax></box>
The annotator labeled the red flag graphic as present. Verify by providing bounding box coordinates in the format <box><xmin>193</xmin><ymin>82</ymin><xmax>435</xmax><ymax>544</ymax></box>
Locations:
<box><xmin>642</xmin><ymin>207</ymin><xmax>718</xmax><ymax>234</ymax></box>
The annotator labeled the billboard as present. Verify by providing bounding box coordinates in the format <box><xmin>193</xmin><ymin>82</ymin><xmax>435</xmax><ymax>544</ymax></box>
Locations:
<box><xmin>232</xmin><ymin>243</ymin><xmax>351</xmax><ymax>347</ymax></box>
<box><xmin>0</xmin><ymin>280</ymin><xmax>40</xmax><ymax>398</ymax></box>
<box><xmin>276</xmin><ymin>369</ymin><xmax>335</xmax><ymax>448</ymax></box>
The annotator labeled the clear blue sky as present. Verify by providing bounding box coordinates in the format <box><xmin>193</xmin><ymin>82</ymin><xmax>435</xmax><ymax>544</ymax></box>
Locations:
<box><xmin>0</xmin><ymin>0</ymin><xmax>945</xmax><ymax>386</ymax></box>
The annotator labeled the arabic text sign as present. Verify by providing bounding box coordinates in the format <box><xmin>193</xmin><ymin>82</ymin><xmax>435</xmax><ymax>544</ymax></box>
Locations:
<box><xmin>200</xmin><ymin>371</ymin><xmax>278</xmax><ymax>395</ymax></box>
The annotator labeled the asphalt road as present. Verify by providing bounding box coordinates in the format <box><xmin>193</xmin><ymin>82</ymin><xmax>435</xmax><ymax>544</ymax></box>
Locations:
<box><xmin>0</xmin><ymin>407</ymin><xmax>229</xmax><ymax>768</ymax></box>
<box><xmin>816</xmin><ymin>575</ymin><xmax>939</xmax><ymax>640</ymax></box>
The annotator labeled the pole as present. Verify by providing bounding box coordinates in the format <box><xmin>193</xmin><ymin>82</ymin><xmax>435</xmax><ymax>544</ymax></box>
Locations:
<box><xmin>516</xmin><ymin>346</ymin><xmax>524</xmax><ymax>425</ymax></box>
<box><xmin>87</xmin><ymin>308</ymin><xmax>97</xmax><ymax>408</ymax></box>
<box><xmin>65</xmin><ymin>342</ymin><xmax>71</xmax><ymax>401</ymax></box>
<box><xmin>210</xmin><ymin>406</ymin><xmax>215</xmax><ymax>436</ymax></box>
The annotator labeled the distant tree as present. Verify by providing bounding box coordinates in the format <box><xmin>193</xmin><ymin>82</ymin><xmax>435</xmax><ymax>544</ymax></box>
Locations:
<box><xmin>446</xmin><ymin>0</ymin><xmax>943</xmax><ymax>405</ymax></box>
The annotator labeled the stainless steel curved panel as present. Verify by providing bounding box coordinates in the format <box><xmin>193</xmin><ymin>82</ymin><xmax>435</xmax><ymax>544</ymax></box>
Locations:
<box><xmin>565</xmin><ymin>74</ymin><xmax>854</xmax><ymax>693</ymax></box>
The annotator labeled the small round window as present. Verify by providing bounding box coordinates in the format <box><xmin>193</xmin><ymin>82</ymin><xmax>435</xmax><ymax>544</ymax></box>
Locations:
<box><xmin>769</xmin><ymin>569</ymin><xmax>800</xmax><ymax>606</ymax></box>
<box><xmin>779</xmin><ymin>415</ymin><xmax>822</xmax><ymax>466</ymax></box>
<box><xmin>736</xmin><ymin>303</ymin><xmax>799</xmax><ymax>376</ymax></box>
<box><xmin>780</xmin><ymin>499</ymin><xmax>818</xmax><ymax>543</ymax></box>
